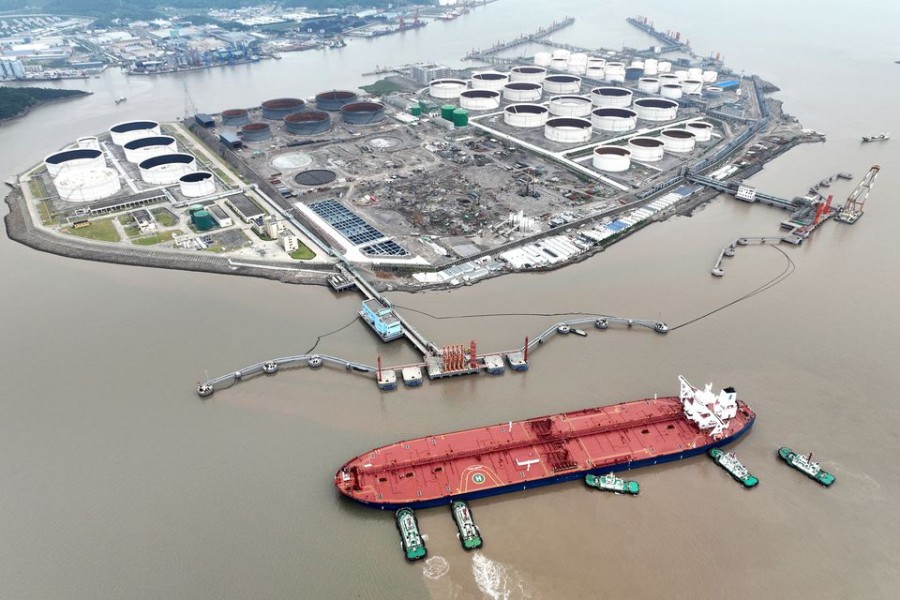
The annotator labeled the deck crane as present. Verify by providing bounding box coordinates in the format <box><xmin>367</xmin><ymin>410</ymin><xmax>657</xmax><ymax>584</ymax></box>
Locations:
<box><xmin>836</xmin><ymin>165</ymin><xmax>880</xmax><ymax>224</ymax></box>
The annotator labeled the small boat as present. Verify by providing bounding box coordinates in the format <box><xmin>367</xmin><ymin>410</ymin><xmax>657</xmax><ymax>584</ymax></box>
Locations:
<box><xmin>778</xmin><ymin>447</ymin><xmax>835</xmax><ymax>486</ymax></box>
<box><xmin>709</xmin><ymin>448</ymin><xmax>758</xmax><ymax>488</ymax></box>
<box><xmin>861</xmin><ymin>132</ymin><xmax>889</xmax><ymax>142</ymax></box>
<box><xmin>571</xmin><ymin>328</ymin><xmax>588</xmax><ymax>337</ymax></box>
<box><xmin>395</xmin><ymin>507</ymin><xmax>427</xmax><ymax>561</ymax></box>
<box><xmin>114</xmin><ymin>96</ymin><xmax>127</xmax><ymax>104</ymax></box>
<box><xmin>585</xmin><ymin>472</ymin><xmax>639</xmax><ymax>495</ymax></box>
<box><xmin>451</xmin><ymin>500</ymin><xmax>482</xmax><ymax>550</ymax></box>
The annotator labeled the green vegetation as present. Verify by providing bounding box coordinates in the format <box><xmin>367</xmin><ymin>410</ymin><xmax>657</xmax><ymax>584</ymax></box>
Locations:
<box><xmin>289</xmin><ymin>243</ymin><xmax>316</xmax><ymax>260</ymax></box>
<box><xmin>150</xmin><ymin>208</ymin><xmax>178</xmax><ymax>227</ymax></box>
<box><xmin>36</xmin><ymin>200</ymin><xmax>52</xmax><ymax>226</ymax></box>
<box><xmin>359</xmin><ymin>79</ymin><xmax>404</xmax><ymax>96</ymax></box>
<box><xmin>0</xmin><ymin>88</ymin><xmax>89</xmax><ymax>121</ymax></box>
<box><xmin>65</xmin><ymin>219</ymin><xmax>121</xmax><ymax>242</ymax></box>
<box><xmin>118</xmin><ymin>214</ymin><xmax>140</xmax><ymax>237</ymax></box>
<box><xmin>28</xmin><ymin>179</ymin><xmax>46</xmax><ymax>200</ymax></box>
<box><xmin>133</xmin><ymin>230</ymin><xmax>182</xmax><ymax>246</ymax></box>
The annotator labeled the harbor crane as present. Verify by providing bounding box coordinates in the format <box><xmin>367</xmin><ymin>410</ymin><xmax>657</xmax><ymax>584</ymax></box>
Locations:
<box><xmin>837</xmin><ymin>165</ymin><xmax>880</xmax><ymax>224</ymax></box>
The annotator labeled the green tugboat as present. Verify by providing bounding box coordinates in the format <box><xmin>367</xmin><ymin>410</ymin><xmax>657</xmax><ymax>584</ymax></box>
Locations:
<box><xmin>709</xmin><ymin>448</ymin><xmax>759</xmax><ymax>488</ymax></box>
<box><xmin>778</xmin><ymin>447</ymin><xmax>836</xmax><ymax>487</ymax></box>
<box><xmin>451</xmin><ymin>500</ymin><xmax>483</xmax><ymax>550</ymax></box>
<box><xmin>585</xmin><ymin>472</ymin><xmax>640</xmax><ymax>495</ymax></box>
<box><xmin>395</xmin><ymin>507</ymin><xmax>427</xmax><ymax>561</ymax></box>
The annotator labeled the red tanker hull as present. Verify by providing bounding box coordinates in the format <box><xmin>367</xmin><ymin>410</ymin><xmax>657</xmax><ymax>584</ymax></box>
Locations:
<box><xmin>335</xmin><ymin>396</ymin><xmax>756</xmax><ymax>510</ymax></box>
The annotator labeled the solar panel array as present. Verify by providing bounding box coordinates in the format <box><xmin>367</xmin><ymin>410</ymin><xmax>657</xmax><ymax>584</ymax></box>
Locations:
<box><xmin>309</xmin><ymin>199</ymin><xmax>407</xmax><ymax>256</ymax></box>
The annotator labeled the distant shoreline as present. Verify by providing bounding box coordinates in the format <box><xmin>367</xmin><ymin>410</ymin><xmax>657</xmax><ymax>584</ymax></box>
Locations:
<box><xmin>0</xmin><ymin>88</ymin><xmax>92</xmax><ymax>125</ymax></box>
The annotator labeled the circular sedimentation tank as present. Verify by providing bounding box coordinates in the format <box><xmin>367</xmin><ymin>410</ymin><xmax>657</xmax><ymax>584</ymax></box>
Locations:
<box><xmin>122</xmin><ymin>135</ymin><xmax>178</xmax><ymax>164</ymax></box>
<box><xmin>241</xmin><ymin>122</ymin><xmax>272</xmax><ymax>142</ymax></box>
<box><xmin>109</xmin><ymin>120</ymin><xmax>161</xmax><ymax>146</ymax></box>
<box><xmin>295</xmin><ymin>169</ymin><xmax>337</xmax><ymax>186</ymax></box>
<box><xmin>544</xmin><ymin>117</ymin><xmax>592</xmax><ymax>143</ymax></box>
<box><xmin>138</xmin><ymin>152</ymin><xmax>197</xmax><ymax>184</ymax></box>
<box><xmin>341</xmin><ymin>101</ymin><xmax>386</xmax><ymax>125</ymax></box>
<box><xmin>502</xmin><ymin>82</ymin><xmax>543</xmax><ymax>102</ymax></box>
<box><xmin>685</xmin><ymin>121</ymin><xmax>713</xmax><ymax>142</ymax></box>
<box><xmin>285</xmin><ymin>110</ymin><xmax>331</xmax><ymax>135</ymax></box>
<box><xmin>627</xmin><ymin>137</ymin><xmax>665</xmax><ymax>162</ymax></box>
<box><xmin>591</xmin><ymin>107</ymin><xmax>638</xmax><ymax>132</ymax></box>
<box><xmin>315</xmin><ymin>90</ymin><xmax>358</xmax><ymax>111</ymax></box>
<box><xmin>548</xmin><ymin>95</ymin><xmax>593</xmax><ymax>117</ymax></box>
<box><xmin>591</xmin><ymin>87</ymin><xmax>633</xmax><ymax>108</ymax></box>
<box><xmin>503</xmin><ymin>103</ymin><xmax>549</xmax><ymax>128</ymax></box>
<box><xmin>543</xmin><ymin>74</ymin><xmax>582</xmax><ymax>95</ymax></box>
<box><xmin>593</xmin><ymin>146</ymin><xmax>632</xmax><ymax>172</ymax></box>
<box><xmin>633</xmin><ymin>98</ymin><xmax>679</xmax><ymax>121</ymax></box>
<box><xmin>459</xmin><ymin>89</ymin><xmax>501</xmax><ymax>111</ymax></box>
<box><xmin>272</xmin><ymin>152</ymin><xmax>313</xmax><ymax>169</ymax></box>
<box><xmin>509</xmin><ymin>66</ymin><xmax>547</xmax><ymax>84</ymax></box>
<box><xmin>470</xmin><ymin>71</ymin><xmax>509</xmax><ymax>90</ymax></box>
<box><xmin>661</xmin><ymin>128</ymin><xmax>697</xmax><ymax>153</ymax></box>
<box><xmin>221</xmin><ymin>109</ymin><xmax>250</xmax><ymax>127</ymax></box>
<box><xmin>179</xmin><ymin>171</ymin><xmax>216</xmax><ymax>198</ymax></box>
<box><xmin>261</xmin><ymin>97</ymin><xmax>305</xmax><ymax>120</ymax></box>
<box><xmin>44</xmin><ymin>148</ymin><xmax>105</xmax><ymax>178</ymax></box>
<box><xmin>429</xmin><ymin>78</ymin><xmax>468</xmax><ymax>99</ymax></box>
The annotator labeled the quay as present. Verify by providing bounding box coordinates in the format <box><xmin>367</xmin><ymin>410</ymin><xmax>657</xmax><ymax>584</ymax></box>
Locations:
<box><xmin>464</xmin><ymin>17</ymin><xmax>575</xmax><ymax>62</ymax></box>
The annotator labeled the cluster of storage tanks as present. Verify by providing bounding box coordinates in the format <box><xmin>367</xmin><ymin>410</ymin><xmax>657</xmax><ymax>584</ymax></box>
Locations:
<box><xmin>219</xmin><ymin>91</ymin><xmax>387</xmax><ymax>141</ymax></box>
<box><xmin>44</xmin><ymin>136</ymin><xmax>122</xmax><ymax>202</ymax></box>
<box><xmin>590</xmin><ymin>121</ymin><xmax>714</xmax><ymax>172</ymax></box>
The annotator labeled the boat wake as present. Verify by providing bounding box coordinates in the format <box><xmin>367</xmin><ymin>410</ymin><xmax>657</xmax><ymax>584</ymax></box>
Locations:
<box><xmin>422</xmin><ymin>556</ymin><xmax>450</xmax><ymax>580</ymax></box>
<box><xmin>472</xmin><ymin>553</ymin><xmax>533</xmax><ymax>600</ymax></box>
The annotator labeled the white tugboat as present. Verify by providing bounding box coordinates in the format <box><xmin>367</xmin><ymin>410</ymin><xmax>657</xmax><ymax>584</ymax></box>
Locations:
<box><xmin>709</xmin><ymin>448</ymin><xmax>758</xmax><ymax>488</ymax></box>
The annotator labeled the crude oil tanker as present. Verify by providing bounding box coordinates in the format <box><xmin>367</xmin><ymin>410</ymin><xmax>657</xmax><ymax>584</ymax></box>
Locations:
<box><xmin>335</xmin><ymin>376</ymin><xmax>756</xmax><ymax>509</ymax></box>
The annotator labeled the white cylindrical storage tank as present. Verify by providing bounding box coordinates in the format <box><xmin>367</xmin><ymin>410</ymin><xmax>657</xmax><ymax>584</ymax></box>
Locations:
<box><xmin>704</xmin><ymin>86</ymin><xmax>724</xmax><ymax>101</ymax></box>
<box><xmin>566</xmin><ymin>61</ymin><xmax>586</xmax><ymax>75</ymax></box>
<box><xmin>592</xmin><ymin>146</ymin><xmax>631</xmax><ymax>172</ymax></box>
<box><xmin>633</xmin><ymin>98</ymin><xmax>679</xmax><ymax>121</ymax></box>
<box><xmin>44</xmin><ymin>148</ymin><xmax>105</xmax><ymax>178</ymax></box>
<box><xmin>138</xmin><ymin>153</ymin><xmax>197</xmax><ymax>185</ymax></box>
<box><xmin>502</xmin><ymin>82</ymin><xmax>543</xmax><ymax>102</ymax></box>
<box><xmin>509</xmin><ymin>65</ymin><xmax>547</xmax><ymax>83</ymax></box>
<box><xmin>534</xmin><ymin>52</ymin><xmax>552</xmax><ymax>67</ymax></box>
<box><xmin>702</xmin><ymin>70</ymin><xmax>718</xmax><ymax>83</ymax></box>
<box><xmin>567</xmin><ymin>53</ymin><xmax>588</xmax><ymax>74</ymax></box>
<box><xmin>543</xmin><ymin>74</ymin><xmax>582</xmax><ymax>95</ymax></box>
<box><xmin>687</xmin><ymin>67</ymin><xmax>703</xmax><ymax>80</ymax></box>
<box><xmin>548</xmin><ymin>95</ymin><xmax>593</xmax><ymax>117</ymax></box>
<box><xmin>76</xmin><ymin>136</ymin><xmax>100</xmax><ymax>150</ymax></box>
<box><xmin>179</xmin><ymin>171</ymin><xmax>216</xmax><ymax>198</ymax></box>
<box><xmin>591</xmin><ymin>108</ymin><xmax>638</xmax><ymax>132</ymax></box>
<box><xmin>459</xmin><ymin>89</ymin><xmax>501</xmax><ymax>111</ymax></box>
<box><xmin>471</xmin><ymin>71</ymin><xmax>509</xmax><ymax>91</ymax></box>
<box><xmin>570</xmin><ymin>53</ymin><xmax>589</xmax><ymax>65</ymax></box>
<box><xmin>658</xmin><ymin>73</ymin><xmax>680</xmax><ymax>85</ymax></box>
<box><xmin>587</xmin><ymin>57</ymin><xmax>606</xmax><ymax>69</ymax></box>
<box><xmin>55</xmin><ymin>167</ymin><xmax>121</xmax><ymax>202</ymax></box>
<box><xmin>629</xmin><ymin>60</ymin><xmax>645</xmax><ymax>70</ymax></box>
<box><xmin>604</xmin><ymin>62</ymin><xmax>626</xmax><ymax>83</ymax></box>
<box><xmin>657</xmin><ymin>61</ymin><xmax>672</xmax><ymax>73</ymax></box>
<box><xmin>585</xmin><ymin>66</ymin><xmax>605</xmax><ymax>80</ymax></box>
<box><xmin>544</xmin><ymin>117</ymin><xmax>592</xmax><ymax>144</ymax></box>
<box><xmin>123</xmin><ymin>135</ymin><xmax>178</xmax><ymax>164</ymax></box>
<box><xmin>627</xmin><ymin>137</ymin><xmax>665</xmax><ymax>162</ymax></box>
<box><xmin>429</xmin><ymin>78</ymin><xmax>468</xmax><ymax>99</ymax></box>
<box><xmin>661</xmin><ymin>128</ymin><xmax>697</xmax><ymax>153</ymax></box>
<box><xmin>643</xmin><ymin>58</ymin><xmax>659</xmax><ymax>75</ymax></box>
<box><xmin>685</xmin><ymin>121</ymin><xmax>713</xmax><ymax>142</ymax></box>
<box><xmin>660</xmin><ymin>83</ymin><xmax>683</xmax><ymax>99</ymax></box>
<box><xmin>551</xmin><ymin>49</ymin><xmax>571</xmax><ymax>60</ymax></box>
<box><xmin>638</xmin><ymin>77</ymin><xmax>660</xmax><ymax>94</ymax></box>
<box><xmin>109</xmin><ymin>120</ymin><xmax>161</xmax><ymax>146</ymax></box>
<box><xmin>550</xmin><ymin>57</ymin><xmax>569</xmax><ymax>72</ymax></box>
<box><xmin>590</xmin><ymin>86</ymin><xmax>633</xmax><ymax>108</ymax></box>
<box><xmin>682</xmin><ymin>79</ymin><xmax>703</xmax><ymax>95</ymax></box>
<box><xmin>503</xmin><ymin>103</ymin><xmax>549</xmax><ymax>128</ymax></box>
<box><xmin>674</xmin><ymin>69</ymin><xmax>689</xmax><ymax>81</ymax></box>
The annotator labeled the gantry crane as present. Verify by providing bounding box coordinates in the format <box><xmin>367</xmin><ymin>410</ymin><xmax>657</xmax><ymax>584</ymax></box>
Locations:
<box><xmin>837</xmin><ymin>165</ymin><xmax>880</xmax><ymax>224</ymax></box>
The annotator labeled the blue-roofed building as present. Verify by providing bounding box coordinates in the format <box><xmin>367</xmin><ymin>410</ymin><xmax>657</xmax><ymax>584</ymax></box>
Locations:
<box><xmin>360</xmin><ymin>299</ymin><xmax>404</xmax><ymax>342</ymax></box>
<box><xmin>712</xmin><ymin>79</ymin><xmax>741</xmax><ymax>91</ymax></box>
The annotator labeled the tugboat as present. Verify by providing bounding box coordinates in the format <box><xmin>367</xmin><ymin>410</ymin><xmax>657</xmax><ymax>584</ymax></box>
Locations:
<box><xmin>395</xmin><ymin>507</ymin><xmax>427</xmax><ymax>561</ymax></box>
<box><xmin>451</xmin><ymin>500</ymin><xmax>483</xmax><ymax>550</ymax></box>
<box><xmin>709</xmin><ymin>448</ymin><xmax>758</xmax><ymax>488</ymax></box>
<box><xmin>861</xmin><ymin>132</ymin><xmax>889</xmax><ymax>142</ymax></box>
<box><xmin>585</xmin><ymin>472</ymin><xmax>640</xmax><ymax>495</ymax></box>
<box><xmin>778</xmin><ymin>447</ymin><xmax>835</xmax><ymax>487</ymax></box>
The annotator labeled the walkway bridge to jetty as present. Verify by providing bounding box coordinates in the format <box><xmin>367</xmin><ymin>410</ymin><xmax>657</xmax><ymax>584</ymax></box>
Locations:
<box><xmin>687</xmin><ymin>173</ymin><xmax>796</xmax><ymax>210</ymax></box>
<box><xmin>464</xmin><ymin>17</ymin><xmax>575</xmax><ymax>62</ymax></box>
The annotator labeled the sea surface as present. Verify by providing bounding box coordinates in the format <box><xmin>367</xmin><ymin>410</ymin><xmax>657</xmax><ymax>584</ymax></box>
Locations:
<box><xmin>2</xmin><ymin>1</ymin><xmax>899</xmax><ymax>598</ymax></box>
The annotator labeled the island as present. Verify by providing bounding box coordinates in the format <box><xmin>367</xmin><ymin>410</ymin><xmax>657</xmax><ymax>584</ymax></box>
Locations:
<box><xmin>0</xmin><ymin>87</ymin><xmax>91</xmax><ymax>122</ymax></box>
